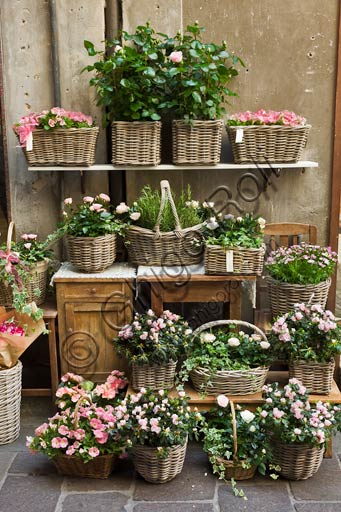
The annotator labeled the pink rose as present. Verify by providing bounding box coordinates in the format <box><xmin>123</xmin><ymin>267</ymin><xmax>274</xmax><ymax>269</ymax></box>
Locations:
<box><xmin>98</xmin><ymin>193</ymin><xmax>110</xmax><ymax>202</ymax></box>
<box><xmin>48</xmin><ymin>119</ymin><xmax>56</xmax><ymax>128</ymax></box>
<box><xmin>64</xmin><ymin>197</ymin><xmax>72</xmax><ymax>205</ymax></box>
<box><xmin>21</xmin><ymin>234</ymin><xmax>29</xmax><ymax>240</ymax></box>
<box><xmin>169</xmin><ymin>51</ymin><xmax>183</xmax><ymax>63</ymax></box>
<box><xmin>24</xmin><ymin>243</ymin><xmax>32</xmax><ymax>250</ymax></box>
<box><xmin>83</xmin><ymin>196</ymin><xmax>94</xmax><ymax>203</ymax></box>
<box><xmin>216</xmin><ymin>395</ymin><xmax>229</xmax><ymax>408</ymax></box>
<box><xmin>89</xmin><ymin>203</ymin><xmax>103</xmax><ymax>211</ymax></box>
<box><xmin>273</xmin><ymin>407</ymin><xmax>285</xmax><ymax>419</ymax></box>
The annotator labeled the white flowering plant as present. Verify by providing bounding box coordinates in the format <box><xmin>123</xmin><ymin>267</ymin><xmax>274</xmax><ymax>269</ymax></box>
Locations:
<box><xmin>114</xmin><ymin>309</ymin><xmax>192</xmax><ymax>365</ymax></box>
<box><xmin>202</xmin><ymin>212</ymin><xmax>265</xmax><ymax>248</ymax></box>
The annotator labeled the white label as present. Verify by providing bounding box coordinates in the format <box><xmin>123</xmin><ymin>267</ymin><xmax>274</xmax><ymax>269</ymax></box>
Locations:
<box><xmin>225</xmin><ymin>250</ymin><xmax>234</xmax><ymax>272</ymax></box>
<box><xmin>26</xmin><ymin>131</ymin><xmax>33</xmax><ymax>151</ymax></box>
<box><xmin>235</xmin><ymin>128</ymin><xmax>243</xmax><ymax>143</ymax></box>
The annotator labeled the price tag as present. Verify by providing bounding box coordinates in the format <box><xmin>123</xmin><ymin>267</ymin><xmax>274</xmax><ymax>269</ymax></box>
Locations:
<box><xmin>225</xmin><ymin>250</ymin><xmax>234</xmax><ymax>272</ymax></box>
<box><xmin>235</xmin><ymin>128</ymin><xmax>243</xmax><ymax>143</ymax></box>
<box><xmin>26</xmin><ymin>131</ymin><xmax>33</xmax><ymax>151</ymax></box>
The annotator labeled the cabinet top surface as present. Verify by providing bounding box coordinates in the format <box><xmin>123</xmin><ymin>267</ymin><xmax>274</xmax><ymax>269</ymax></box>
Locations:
<box><xmin>53</xmin><ymin>262</ymin><xmax>137</xmax><ymax>282</ymax></box>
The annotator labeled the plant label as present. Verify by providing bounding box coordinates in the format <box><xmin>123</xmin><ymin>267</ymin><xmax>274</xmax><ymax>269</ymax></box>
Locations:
<box><xmin>235</xmin><ymin>128</ymin><xmax>243</xmax><ymax>143</ymax></box>
<box><xmin>225</xmin><ymin>250</ymin><xmax>234</xmax><ymax>272</ymax></box>
<box><xmin>26</xmin><ymin>132</ymin><xmax>33</xmax><ymax>151</ymax></box>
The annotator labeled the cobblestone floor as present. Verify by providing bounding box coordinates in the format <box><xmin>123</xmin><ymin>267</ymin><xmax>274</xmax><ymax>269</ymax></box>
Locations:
<box><xmin>0</xmin><ymin>397</ymin><xmax>340</xmax><ymax>512</ymax></box>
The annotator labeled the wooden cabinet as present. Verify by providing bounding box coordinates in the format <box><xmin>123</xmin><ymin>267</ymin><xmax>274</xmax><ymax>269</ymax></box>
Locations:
<box><xmin>54</xmin><ymin>263</ymin><xmax>135</xmax><ymax>382</ymax></box>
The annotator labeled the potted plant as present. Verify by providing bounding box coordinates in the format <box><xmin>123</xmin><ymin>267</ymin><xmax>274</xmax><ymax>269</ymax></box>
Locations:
<box><xmin>261</xmin><ymin>379</ymin><xmax>341</xmax><ymax>480</ymax></box>
<box><xmin>265</xmin><ymin>243</ymin><xmax>337</xmax><ymax>317</ymax></box>
<box><xmin>114</xmin><ymin>387</ymin><xmax>203</xmax><ymax>483</ymax></box>
<box><xmin>180</xmin><ymin>320</ymin><xmax>272</xmax><ymax>395</ymax></box>
<box><xmin>61</xmin><ymin>193</ymin><xmax>125</xmax><ymax>273</ymax></box>
<box><xmin>114</xmin><ymin>309</ymin><xmax>192</xmax><ymax>391</ymax></box>
<box><xmin>226</xmin><ymin>109</ymin><xmax>310</xmax><ymax>163</ymax></box>
<box><xmin>84</xmin><ymin>23</ymin><xmax>166</xmax><ymax>166</ymax></box>
<box><xmin>13</xmin><ymin>107</ymin><xmax>98</xmax><ymax>166</ymax></box>
<box><xmin>269</xmin><ymin>303</ymin><xmax>341</xmax><ymax>394</ymax></box>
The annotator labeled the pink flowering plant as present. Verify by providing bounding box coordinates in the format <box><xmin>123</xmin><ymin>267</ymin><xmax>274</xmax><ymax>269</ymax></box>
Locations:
<box><xmin>0</xmin><ymin>319</ymin><xmax>25</xmax><ymax>336</ymax></box>
<box><xmin>265</xmin><ymin>244</ymin><xmax>337</xmax><ymax>285</ymax></box>
<box><xmin>261</xmin><ymin>379</ymin><xmax>341</xmax><ymax>448</ymax></box>
<box><xmin>114</xmin><ymin>309</ymin><xmax>192</xmax><ymax>365</ymax></box>
<box><xmin>12</xmin><ymin>233</ymin><xmax>53</xmax><ymax>264</ymax></box>
<box><xmin>269</xmin><ymin>303</ymin><xmax>341</xmax><ymax>363</ymax></box>
<box><xmin>227</xmin><ymin>109</ymin><xmax>306</xmax><ymax>127</ymax></box>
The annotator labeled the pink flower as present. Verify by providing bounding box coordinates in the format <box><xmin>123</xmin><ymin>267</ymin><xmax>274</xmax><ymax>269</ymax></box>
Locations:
<box><xmin>89</xmin><ymin>203</ymin><xmax>103</xmax><ymax>211</ymax></box>
<box><xmin>171</xmin><ymin>414</ymin><xmax>179</xmax><ymax>425</ymax></box>
<box><xmin>260</xmin><ymin>410</ymin><xmax>268</xmax><ymax>418</ymax></box>
<box><xmin>294</xmin><ymin>428</ymin><xmax>302</xmax><ymax>435</ymax></box>
<box><xmin>98</xmin><ymin>193</ymin><xmax>110</xmax><ymax>202</ymax></box>
<box><xmin>273</xmin><ymin>407</ymin><xmax>285</xmax><ymax>419</ymax></box>
<box><xmin>217</xmin><ymin>395</ymin><xmax>229</xmax><ymax>408</ymax></box>
<box><xmin>51</xmin><ymin>437</ymin><xmax>62</xmax><ymax>448</ymax></box>
<box><xmin>64</xmin><ymin>197</ymin><xmax>72</xmax><ymax>205</ymax></box>
<box><xmin>93</xmin><ymin>430</ymin><xmax>109</xmax><ymax>444</ymax></box>
<box><xmin>58</xmin><ymin>425</ymin><xmax>69</xmax><ymax>436</ymax></box>
<box><xmin>169</xmin><ymin>51</ymin><xmax>183</xmax><ymax>63</ymax></box>
<box><xmin>88</xmin><ymin>447</ymin><xmax>100</xmax><ymax>458</ymax></box>
<box><xmin>35</xmin><ymin>423</ymin><xmax>49</xmax><ymax>436</ymax></box>
<box><xmin>138</xmin><ymin>418</ymin><xmax>148</xmax><ymax>430</ymax></box>
<box><xmin>74</xmin><ymin>428</ymin><xmax>86</xmax><ymax>441</ymax></box>
<box><xmin>23</xmin><ymin>243</ymin><xmax>31</xmax><ymax>250</ymax></box>
<box><xmin>83</xmin><ymin>196</ymin><xmax>94</xmax><ymax>203</ymax></box>
<box><xmin>59</xmin><ymin>438</ymin><xmax>68</xmax><ymax>448</ymax></box>
<box><xmin>66</xmin><ymin>446</ymin><xmax>75</xmax><ymax>456</ymax></box>
<box><xmin>90</xmin><ymin>418</ymin><xmax>104</xmax><ymax>430</ymax></box>
<box><xmin>21</xmin><ymin>234</ymin><xmax>29</xmax><ymax>240</ymax></box>
<box><xmin>48</xmin><ymin>119</ymin><xmax>56</xmax><ymax>128</ymax></box>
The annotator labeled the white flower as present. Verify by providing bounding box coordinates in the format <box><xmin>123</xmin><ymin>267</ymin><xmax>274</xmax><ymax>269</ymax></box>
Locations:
<box><xmin>200</xmin><ymin>332</ymin><xmax>216</xmax><ymax>343</ymax></box>
<box><xmin>216</xmin><ymin>395</ymin><xmax>229</xmax><ymax>408</ymax></box>
<box><xmin>185</xmin><ymin>328</ymin><xmax>192</xmax><ymax>335</ymax></box>
<box><xmin>260</xmin><ymin>341</ymin><xmax>270</xmax><ymax>349</ymax></box>
<box><xmin>227</xmin><ymin>337</ymin><xmax>240</xmax><ymax>347</ymax></box>
<box><xmin>114</xmin><ymin>45</ymin><xmax>123</xmax><ymax>52</ymax></box>
<box><xmin>238</xmin><ymin>331</ymin><xmax>245</xmax><ymax>336</ymax></box>
<box><xmin>240</xmin><ymin>410</ymin><xmax>255</xmax><ymax>423</ymax></box>
<box><xmin>258</xmin><ymin>217</ymin><xmax>266</xmax><ymax>229</ymax></box>
<box><xmin>236</xmin><ymin>216</ymin><xmax>243</xmax><ymax>222</ymax></box>
<box><xmin>116</xmin><ymin>202</ymin><xmax>129</xmax><ymax>214</ymax></box>
<box><xmin>203</xmin><ymin>201</ymin><xmax>215</xmax><ymax>208</ymax></box>
<box><xmin>206</xmin><ymin>217</ymin><xmax>219</xmax><ymax>230</ymax></box>
<box><xmin>249</xmin><ymin>425</ymin><xmax>256</xmax><ymax>432</ymax></box>
<box><xmin>130</xmin><ymin>212</ymin><xmax>141</xmax><ymax>221</ymax></box>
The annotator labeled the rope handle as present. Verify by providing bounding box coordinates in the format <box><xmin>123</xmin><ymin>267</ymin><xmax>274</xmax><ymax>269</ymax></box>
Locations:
<box><xmin>192</xmin><ymin>319</ymin><xmax>268</xmax><ymax>342</ymax></box>
<box><xmin>154</xmin><ymin>180</ymin><xmax>182</xmax><ymax>234</ymax></box>
<box><xmin>73</xmin><ymin>395</ymin><xmax>92</xmax><ymax>430</ymax></box>
<box><xmin>6</xmin><ymin>221</ymin><xmax>14</xmax><ymax>254</ymax></box>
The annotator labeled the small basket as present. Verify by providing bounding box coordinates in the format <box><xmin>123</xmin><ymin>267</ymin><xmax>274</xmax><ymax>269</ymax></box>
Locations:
<box><xmin>22</xmin><ymin>127</ymin><xmax>99</xmax><ymax>167</ymax></box>
<box><xmin>226</xmin><ymin>124</ymin><xmax>311</xmax><ymax>164</ymax></box>
<box><xmin>66</xmin><ymin>233</ymin><xmax>117</xmax><ymax>273</ymax></box>
<box><xmin>289</xmin><ymin>359</ymin><xmax>335</xmax><ymax>395</ymax></box>
<box><xmin>132</xmin><ymin>438</ymin><xmax>187</xmax><ymax>483</ymax></box>
<box><xmin>131</xmin><ymin>361</ymin><xmax>177</xmax><ymax>391</ymax></box>
<box><xmin>189</xmin><ymin>320</ymin><xmax>269</xmax><ymax>395</ymax></box>
<box><xmin>172</xmin><ymin>119</ymin><xmax>223</xmax><ymax>165</ymax></box>
<box><xmin>271</xmin><ymin>438</ymin><xmax>324</xmax><ymax>480</ymax></box>
<box><xmin>0</xmin><ymin>360</ymin><xmax>22</xmax><ymax>445</ymax></box>
<box><xmin>111</xmin><ymin>121</ymin><xmax>161</xmax><ymax>166</ymax></box>
<box><xmin>267</xmin><ymin>277</ymin><xmax>331</xmax><ymax>318</ymax></box>
<box><xmin>204</xmin><ymin>245</ymin><xmax>265</xmax><ymax>275</ymax></box>
<box><xmin>126</xmin><ymin>180</ymin><xmax>204</xmax><ymax>266</ymax></box>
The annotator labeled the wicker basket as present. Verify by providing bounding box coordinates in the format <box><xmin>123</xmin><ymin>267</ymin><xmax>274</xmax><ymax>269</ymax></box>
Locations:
<box><xmin>0</xmin><ymin>361</ymin><xmax>22</xmax><ymax>445</ymax></box>
<box><xmin>267</xmin><ymin>277</ymin><xmax>331</xmax><ymax>318</ymax></box>
<box><xmin>111</xmin><ymin>121</ymin><xmax>161</xmax><ymax>166</ymax></box>
<box><xmin>172</xmin><ymin>119</ymin><xmax>223</xmax><ymax>165</ymax></box>
<box><xmin>22</xmin><ymin>127</ymin><xmax>99</xmax><ymax>166</ymax></box>
<box><xmin>66</xmin><ymin>233</ymin><xmax>117</xmax><ymax>273</ymax></box>
<box><xmin>126</xmin><ymin>180</ymin><xmax>204</xmax><ymax>266</ymax></box>
<box><xmin>189</xmin><ymin>320</ymin><xmax>269</xmax><ymax>395</ymax></box>
<box><xmin>289</xmin><ymin>359</ymin><xmax>335</xmax><ymax>395</ymax></box>
<box><xmin>271</xmin><ymin>438</ymin><xmax>324</xmax><ymax>480</ymax></box>
<box><xmin>132</xmin><ymin>438</ymin><xmax>187</xmax><ymax>483</ymax></box>
<box><xmin>131</xmin><ymin>361</ymin><xmax>177</xmax><ymax>391</ymax></box>
<box><xmin>53</xmin><ymin>453</ymin><xmax>116</xmax><ymax>478</ymax></box>
<box><xmin>204</xmin><ymin>244</ymin><xmax>265</xmax><ymax>275</ymax></box>
<box><xmin>226</xmin><ymin>124</ymin><xmax>311</xmax><ymax>164</ymax></box>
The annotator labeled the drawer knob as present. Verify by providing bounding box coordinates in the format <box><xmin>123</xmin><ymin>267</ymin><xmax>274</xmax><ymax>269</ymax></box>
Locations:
<box><xmin>90</xmin><ymin>288</ymin><xmax>97</xmax><ymax>294</ymax></box>
<box><xmin>67</xmin><ymin>328</ymin><xmax>73</xmax><ymax>333</ymax></box>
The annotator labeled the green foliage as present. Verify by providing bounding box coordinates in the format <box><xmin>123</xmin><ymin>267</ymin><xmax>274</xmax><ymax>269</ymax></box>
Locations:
<box><xmin>202</xmin><ymin>212</ymin><xmax>265</xmax><ymax>248</ymax></box>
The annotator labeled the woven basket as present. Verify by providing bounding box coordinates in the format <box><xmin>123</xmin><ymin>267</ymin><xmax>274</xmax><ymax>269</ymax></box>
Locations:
<box><xmin>271</xmin><ymin>438</ymin><xmax>324</xmax><ymax>480</ymax></box>
<box><xmin>22</xmin><ymin>127</ymin><xmax>99</xmax><ymax>166</ymax></box>
<box><xmin>289</xmin><ymin>359</ymin><xmax>335</xmax><ymax>395</ymax></box>
<box><xmin>172</xmin><ymin>119</ymin><xmax>223</xmax><ymax>165</ymax></box>
<box><xmin>66</xmin><ymin>233</ymin><xmax>117</xmax><ymax>273</ymax></box>
<box><xmin>53</xmin><ymin>453</ymin><xmax>115</xmax><ymax>478</ymax></box>
<box><xmin>204</xmin><ymin>244</ymin><xmax>265</xmax><ymax>275</ymax></box>
<box><xmin>111</xmin><ymin>121</ymin><xmax>161</xmax><ymax>166</ymax></box>
<box><xmin>126</xmin><ymin>180</ymin><xmax>204</xmax><ymax>266</ymax></box>
<box><xmin>189</xmin><ymin>320</ymin><xmax>269</xmax><ymax>395</ymax></box>
<box><xmin>131</xmin><ymin>360</ymin><xmax>177</xmax><ymax>391</ymax></box>
<box><xmin>226</xmin><ymin>124</ymin><xmax>311</xmax><ymax>164</ymax></box>
<box><xmin>132</xmin><ymin>438</ymin><xmax>187</xmax><ymax>483</ymax></box>
<box><xmin>0</xmin><ymin>361</ymin><xmax>22</xmax><ymax>445</ymax></box>
<box><xmin>267</xmin><ymin>277</ymin><xmax>331</xmax><ymax>318</ymax></box>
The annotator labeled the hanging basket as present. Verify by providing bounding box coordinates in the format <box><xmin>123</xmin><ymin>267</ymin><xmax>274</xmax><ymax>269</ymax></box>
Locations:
<box><xmin>131</xmin><ymin>360</ymin><xmax>177</xmax><ymax>391</ymax></box>
<box><xmin>132</xmin><ymin>438</ymin><xmax>187</xmax><ymax>483</ymax></box>
<box><xmin>111</xmin><ymin>121</ymin><xmax>161</xmax><ymax>166</ymax></box>
<box><xmin>267</xmin><ymin>277</ymin><xmax>331</xmax><ymax>318</ymax></box>
<box><xmin>66</xmin><ymin>234</ymin><xmax>117</xmax><ymax>273</ymax></box>
<box><xmin>172</xmin><ymin>119</ymin><xmax>223</xmax><ymax>165</ymax></box>
<box><xmin>289</xmin><ymin>359</ymin><xmax>335</xmax><ymax>395</ymax></box>
<box><xmin>271</xmin><ymin>438</ymin><xmax>324</xmax><ymax>480</ymax></box>
<box><xmin>0</xmin><ymin>360</ymin><xmax>22</xmax><ymax>445</ymax></box>
<box><xmin>204</xmin><ymin>245</ymin><xmax>265</xmax><ymax>275</ymax></box>
<box><xmin>189</xmin><ymin>320</ymin><xmax>269</xmax><ymax>395</ymax></box>
<box><xmin>22</xmin><ymin>127</ymin><xmax>99</xmax><ymax>167</ymax></box>
<box><xmin>226</xmin><ymin>124</ymin><xmax>311</xmax><ymax>164</ymax></box>
<box><xmin>126</xmin><ymin>180</ymin><xmax>204</xmax><ymax>266</ymax></box>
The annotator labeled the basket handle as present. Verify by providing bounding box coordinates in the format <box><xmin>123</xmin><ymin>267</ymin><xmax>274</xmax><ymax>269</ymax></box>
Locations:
<box><xmin>154</xmin><ymin>180</ymin><xmax>182</xmax><ymax>234</ymax></box>
<box><xmin>192</xmin><ymin>319</ymin><xmax>268</xmax><ymax>342</ymax></box>
<box><xmin>6</xmin><ymin>221</ymin><xmax>14</xmax><ymax>254</ymax></box>
<box><xmin>230</xmin><ymin>400</ymin><xmax>238</xmax><ymax>460</ymax></box>
<box><xmin>73</xmin><ymin>395</ymin><xmax>92</xmax><ymax>430</ymax></box>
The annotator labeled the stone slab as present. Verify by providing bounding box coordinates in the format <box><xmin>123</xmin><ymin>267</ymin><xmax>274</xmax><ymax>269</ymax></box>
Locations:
<box><xmin>290</xmin><ymin>457</ymin><xmax>341</xmax><ymax>501</ymax></box>
<box><xmin>295</xmin><ymin>505</ymin><xmax>341</xmax><ymax>512</ymax></box>
<box><xmin>133</xmin><ymin>503</ymin><xmax>214</xmax><ymax>511</ymax></box>
<box><xmin>61</xmin><ymin>492</ymin><xmax>128</xmax><ymax>512</ymax></box>
<box><xmin>62</xmin><ymin>461</ymin><xmax>134</xmax><ymax>491</ymax></box>
<box><xmin>0</xmin><ymin>453</ymin><xmax>15</xmax><ymax>486</ymax></box>
<box><xmin>0</xmin><ymin>474</ymin><xmax>62</xmax><ymax>512</ymax></box>
<box><xmin>0</xmin><ymin>428</ymin><xmax>36</xmax><ymax>453</ymax></box>
<box><xmin>9</xmin><ymin>452</ymin><xmax>57</xmax><ymax>475</ymax></box>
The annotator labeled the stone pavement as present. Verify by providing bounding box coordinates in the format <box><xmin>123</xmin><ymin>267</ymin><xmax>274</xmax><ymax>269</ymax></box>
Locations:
<box><xmin>0</xmin><ymin>397</ymin><xmax>340</xmax><ymax>512</ymax></box>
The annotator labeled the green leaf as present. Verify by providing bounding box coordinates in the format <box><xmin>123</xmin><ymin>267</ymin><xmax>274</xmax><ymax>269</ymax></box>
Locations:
<box><xmin>192</xmin><ymin>91</ymin><xmax>202</xmax><ymax>103</ymax></box>
<box><xmin>143</xmin><ymin>67</ymin><xmax>156</xmax><ymax>78</ymax></box>
<box><xmin>84</xmin><ymin>40</ymin><xmax>97</xmax><ymax>56</ymax></box>
<box><xmin>189</xmin><ymin>49</ymin><xmax>200</xmax><ymax>58</ymax></box>
<box><xmin>148</xmin><ymin>52</ymin><xmax>158</xmax><ymax>60</ymax></box>
<box><xmin>151</xmin><ymin>113</ymin><xmax>161</xmax><ymax>120</ymax></box>
<box><xmin>120</xmin><ymin>78</ymin><xmax>130</xmax><ymax>88</ymax></box>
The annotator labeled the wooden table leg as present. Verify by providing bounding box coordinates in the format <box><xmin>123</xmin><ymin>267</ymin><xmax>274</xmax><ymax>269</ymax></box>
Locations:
<box><xmin>151</xmin><ymin>283</ymin><xmax>164</xmax><ymax>316</ymax></box>
<box><xmin>229</xmin><ymin>282</ymin><xmax>242</xmax><ymax>320</ymax></box>
<box><xmin>46</xmin><ymin>317</ymin><xmax>59</xmax><ymax>400</ymax></box>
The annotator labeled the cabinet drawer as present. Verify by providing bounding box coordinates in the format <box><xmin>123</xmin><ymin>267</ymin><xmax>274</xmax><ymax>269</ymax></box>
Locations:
<box><xmin>57</xmin><ymin>282</ymin><xmax>132</xmax><ymax>302</ymax></box>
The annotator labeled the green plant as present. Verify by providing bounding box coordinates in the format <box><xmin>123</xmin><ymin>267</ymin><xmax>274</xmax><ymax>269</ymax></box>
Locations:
<box><xmin>13</xmin><ymin>233</ymin><xmax>53</xmax><ymax>264</ymax></box>
<box><xmin>202</xmin><ymin>212</ymin><xmax>265</xmax><ymax>248</ymax></box>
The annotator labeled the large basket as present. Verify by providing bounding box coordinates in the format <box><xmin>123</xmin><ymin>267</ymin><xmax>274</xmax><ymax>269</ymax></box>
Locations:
<box><xmin>226</xmin><ymin>124</ymin><xmax>311</xmax><ymax>164</ymax></box>
<box><xmin>111</xmin><ymin>121</ymin><xmax>161</xmax><ymax>166</ymax></box>
<box><xmin>289</xmin><ymin>359</ymin><xmax>335</xmax><ymax>395</ymax></box>
<box><xmin>22</xmin><ymin>127</ymin><xmax>99</xmax><ymax>166</ymax></box>
<box><xmin>0</xmin><ymin>361</ymin><xmax>22</xmax><ymax>445</ymax></box>
<box><xmin>267</xmin><ymin>277</ymin><xmax>331</xmax><ymax>318</ymax></box>
<box><xmin>53</xmin><ymin>453</ymin><xmax>115</xmax><ymax>479</ymax></box>
<box><xmin>204</xmin><ymin>245</ymin><xmax>265</xmax><ymax>275</ymax></box>
<box><xmin>172</xmin><ymin>119</ymin><xmax>223</xmax><ymax>165</ymax></box>
<box><xmin>132</xmin><ymin>438</ymin><xmax>187</xmax><ymax>483</ymax></box>
<box><xmin>126</xmin><ymin>180</ymin><xmax>204</xmax><ymax>266</ymax></box>
<box><xmin>131</xmin><ymin>361</ymin><xmax>177</xmax><ymax>391</ymax></box>
<box><xmin>189</xmin><ymin>320</ymin><xmax>269</xmax><ymax>395</ymax></box>
<box><xmin>26</xmin><ymin>259</ymin><xmax>49</xmax><ymax>305</ymax></box>
<box><xmin>271</xmin><ymin>438</ymin><xmax>324</xmax><ymax>480</ymax></box>
<box><xmin>66</xmin><ymin>233</ymin><xmax>117</xmax><ymax>273</ymax></box>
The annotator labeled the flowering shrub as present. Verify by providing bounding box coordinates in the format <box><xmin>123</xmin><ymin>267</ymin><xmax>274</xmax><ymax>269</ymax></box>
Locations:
<box><xmin>0</xmin><ymin>319</ymin><xmax>25</xmax><ymax>336</ymax></box>
<box><xmin>227</xmin><ymin>109</ymin><xmax>306</xmax><ymax>127</ymax></box>
<box><xmin>114</xmin><ymin>309</ymin><xmax>192</xmax><ymax>365</ymax></box>
<box><xmin>265</xmin><ymin>244</ymin><xmax>337</xmax><ymax>285</ymax></box>
<box><xmin>269</xmin><ymin>303</ymin><xmax>341</xmax><ymax>363</ymax></box>
<box><xmin>114</xmin><ymin>387</ymin><xmax>203</xmax><ymax>457</ymax></box>
<box><xmin>261</xmin><ymin>379</ymin><xmax>341</xmax><ymax>448</ymax></box>
<box><xmin>12</xmin><ymin>233</ymin><xmax>53</xmax><ymax>264</ymax></box>
<box><xmin>202</xmin><ymin>212</ymin><xmax>265</xmax><ymax>248</ymax></box>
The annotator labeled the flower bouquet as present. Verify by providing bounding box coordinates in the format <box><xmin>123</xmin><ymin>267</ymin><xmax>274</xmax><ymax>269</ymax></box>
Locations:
<box><xmin>269</xmin><ymin>303</ymin><xmax>341</xmax><ymax>393</ymax></box>
<box><xmin>226</xmin><ymin>109</ymin><xmax>310</xmax><ymax>163</ymax></box>
<box><xmin>114</xmin><ymin>309</ymin><xmax>192</xmax><ymax>391</ymax></box>
<box><xmin>13</xmin><ymin>107</ymin><xmax>98</xmax><ymax>166</ymax></box>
